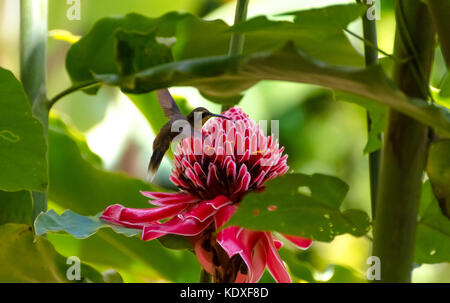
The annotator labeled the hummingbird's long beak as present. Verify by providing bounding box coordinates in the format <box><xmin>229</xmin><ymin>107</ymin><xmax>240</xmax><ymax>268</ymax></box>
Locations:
<box><xmin>210</xmin><ymin>113</ymin><xmax>233</xmax><ymax>121</ymax></box>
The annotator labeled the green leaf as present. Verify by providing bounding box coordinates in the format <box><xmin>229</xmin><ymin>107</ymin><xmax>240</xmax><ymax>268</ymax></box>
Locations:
<box><xmin>157</xmin><ymin>234</ymin><xmax>193</xmax><ymax>250</ymax></box>
<box><xmin>278</xmin><ymin>248</ymin><xmax>315</xmax><ymax>283</ymax></box>
<box><xmin>0</xmin><ymin>67</ymin><xmax>47</xmax><ymax>191</ymax></box>
<box><xmin>35</xmin><ymin>209</ymin><xmax>140</xmax><ymax>239</ymax></box>
<box><xmin>98</xmin><ymin>42</ymin><xmax>450</xmax><ymax>136</ymax></box>
<box><xmin>47</xmin><ymin>116</ymin><xmax>200</xmax><ymax>282</ymax></box>
<box><xmin>0</xmin><ymin>223</ymin><xmax>105</xmax><ymax>282</ymax></box>
<box><xmin>230</xmin><ymin>3</ymin><xmax>365</xmax><ymax>66</ymax></box>
<box><xmin>47</xmin><ymin>230</ymin><xmax>200</xmax><ymax>282</ymax></box>
<box><xmin>115</xmin><ymin>29</ymin><xmax>174</xmax><ymax>79</ymax></box>
<box><xmin>415</xmin><ymin>181</ymin><xmax>450</xmax><ymax>264</ymax></box>
<box><xmin>65</xmin><ymin>12</ymin><xmax>184</xmax><ymax>94</ymax></box>
<box><xmin>426</xmin><ymin>139</ymin><xmax>450</xmax><ymax>218</ymax></box>
<box><xmin>102</xmin><ymin>269</ymin><xmax>124</xmax><ymax>283</ymax></box>
<box><xmin>66</xmin><ymin>5</ymin><xmax>364</xmax><ymax>90</ymax></box>
<box><xmin>0</xmin><ymin>191</ymin><xmax>32</xmax><ymax>225</ymax></box>
<box><xmin>226</xmin><ymin>173</ymin><xmax>371</xmax><ymax>242</ymax></box>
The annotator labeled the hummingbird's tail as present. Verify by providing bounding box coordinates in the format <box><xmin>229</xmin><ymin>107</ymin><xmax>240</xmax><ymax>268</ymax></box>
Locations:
<box><xmin>147</xmin><ymin>149</ymin><xmax>166</xmax><ymax>182</ymax></box>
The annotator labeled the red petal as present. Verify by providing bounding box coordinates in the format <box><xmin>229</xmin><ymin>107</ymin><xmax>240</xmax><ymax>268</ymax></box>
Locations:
<box><xmin>283</xmin><ymin>235</ymin><xmax>313</xmax><ymax>249</ymax></box>
<box><xmin>141</xmin><ymin>216</ymin><xmax>213</xmax><ymax>241</ymax></box>
<box><xmin>179</xmin><ymin>196</ymin><xmax>231</xmax><ymax>222</ymax></box>
<box><xmin>250</xmin><ymin>239</ymin><xmax>267</xmax><ymax>283</ymax></box>
<box><xmin>263</xmin><ymin>233</ymin><xmax>291</xmax><ymax>283</ymax></box>
<box><xmin>101</xmin><ymin>203</ymin><xmax>187</xmax><ymax>228</ymax></box>
<box><xmin>140</xmin><ymin>191</ymin><xmax>181</xmax><ymax>199</ymax></box>
<box><xmin>214</xmin><ymin>204</ymin><xmax>237</xmax><ymax>229</ymax></box>
<box><xmin>149</xmin><ymin>194</ymin><xmax>199</xmax><ymax>206</ymax></box>
<box><xmin>273</xmin><ymin>238</ymin><xmax>283</xmax><ymax>250</ymax></box>
<box><xmin>216</xmin><ymin>227</ymin><xmax>243</xmax><ymax>258</ymax></box>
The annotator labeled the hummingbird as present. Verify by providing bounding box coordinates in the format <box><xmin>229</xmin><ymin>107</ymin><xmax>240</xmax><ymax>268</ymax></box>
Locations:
<box><xmin>147</xmin><ymin>89</ymin><xmax>232</xmax><ymax>181</ymax></box>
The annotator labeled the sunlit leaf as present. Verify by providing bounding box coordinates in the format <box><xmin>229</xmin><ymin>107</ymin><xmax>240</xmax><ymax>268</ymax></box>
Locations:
<box><xmin>415</xmin><ymin>181</ymin><xmax>450</xmax><ymax>263</ymax></box>
<box><xmin>35</xmin><ymin>209</ymin><xmax>140</xmax><ymax>239</ymax></box>
<box><xmin>0</xmin><ymin>223</ymin><xmax>105</xmax><ymax>282</ymax></box>
<box><xmin>226</xmin><ymin>173</ymin><xmax>371</xmax><ymax>242</ymax></box>
<box><xmin>0</xmin><ymin>67</ymin><xmax>47</xmax><ymax>192</ymax></box>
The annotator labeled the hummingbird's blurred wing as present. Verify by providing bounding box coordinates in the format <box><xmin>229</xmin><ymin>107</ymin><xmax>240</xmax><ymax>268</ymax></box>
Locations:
<box><xmin>157</xmin><ymin>89</ymin><xmax>183</xmax><ymax>120</ymax></box>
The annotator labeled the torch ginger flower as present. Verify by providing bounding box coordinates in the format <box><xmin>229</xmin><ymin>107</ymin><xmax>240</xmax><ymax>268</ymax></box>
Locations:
<box><xmin>101</xmin><ymin>107</ymin><xmax>312</xmax><ymax>282</ymax></box>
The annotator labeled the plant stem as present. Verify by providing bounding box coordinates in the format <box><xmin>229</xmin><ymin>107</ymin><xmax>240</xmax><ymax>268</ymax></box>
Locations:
<box><xmin>199</xmin><ymin>269</ymin><xmax>213</xmax><ymax>283</ymax></box>
<box><xmin>20</xmin><ymin>0</ymin><xmax>49</xmax><ymax>222</ymax></box>
<box><xmin>371</xmin><ymin>0</ymin><xmax>435</xmax><ymax>283</ymax></box>
<box><xmin>47</xmin><ymin>80</ymin><xmax>101</xmax><ymax>109</ymax></box>
<box><xmin>228</xmin><ymin>0</ymin><xmax>249</xmax><ymax>57</ymax></box>
<box><xmin>222</xmin><ymin>0</ymin><xmax>249</xmax><ymax>112</ymax></box>
<box><xmin>359</xmin><ymin>4</ymin><xmax>381</xmax><ymax>220</ymax></box>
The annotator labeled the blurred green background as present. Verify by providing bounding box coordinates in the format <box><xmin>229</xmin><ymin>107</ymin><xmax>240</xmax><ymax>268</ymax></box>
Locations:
<box><xmin>0</xmin><ymin>0</ymin><xmax>448</xmax><ymax>282</ymax></box>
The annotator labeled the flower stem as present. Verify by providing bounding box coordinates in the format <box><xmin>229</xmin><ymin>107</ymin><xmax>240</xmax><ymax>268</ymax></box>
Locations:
<box><xmin>371</xmin><ymin>0</ymin><xmax>435</xmax><ymax>283</ymax></box>
<box><xmin>358</xmin><ymin>2</ymin><xmax>381</xmax><ymax>220</ymax></box>
<box><xmin>20</xmin><ymin>0</ymin><xmax>49</xmax><ymax>222</ymax></box>
<box><xmin>222</xmin><ymin>0</ymin><xmax>249</xmax><ymax>112</ymax></box>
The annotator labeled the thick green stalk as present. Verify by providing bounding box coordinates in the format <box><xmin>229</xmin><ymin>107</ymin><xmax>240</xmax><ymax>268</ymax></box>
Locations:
<box><xmin>360</xmin><ymin>2</ymin><xmax>381</xmax><ymax>219</ymax></box>
<box><xmin>20</xmin><ymin>0</ymin><xmax>49</xmax><ymax>222</ymax></box>
<box><xmin>228</xmin><ymin>0</ymin><xmax>249</xmax><ymax>57</ymax></box>
<box><xmin>372</xmin><ymin>0</ymin><xmax>435</xmax><ymax>283</ymax></box>
<box><xmin>221</xmin><ymin>0</ymin><xmax>249</xmax><ymax>112</ymax></box>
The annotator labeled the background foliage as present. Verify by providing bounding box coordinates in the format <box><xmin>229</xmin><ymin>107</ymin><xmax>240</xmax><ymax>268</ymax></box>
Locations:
<box><xmin>0</xmin><ymin>0</ymin><xmax>449</xmax><ymax>282</ymax></box>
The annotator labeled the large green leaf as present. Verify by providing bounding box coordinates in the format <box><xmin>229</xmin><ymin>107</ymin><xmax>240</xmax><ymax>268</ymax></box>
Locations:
<box><xmin>35</xmin><ymin>209</ymin><xmax>140</xmax><ymax>239</ymax></box>
<box><xmin>0</xmin><ymin>67</ymin><xmax>47</xmax><ymax>192</ymax></box>
<box><xmin>0</xmin><ymin>191</ymin><xmax>32</xmax><ymax>225</ymax></box>
<box><xmin>98</xmin><ymin>42</ymin><xmax>450</xmax><ymax>136</ymax></box>
<box><xmin>0</xmin><ymin>223</ymin><xmax>105</xmax><ymax>282</ymax></box>
<box><xmin>66</xmin><ymin>5</ymin><xmax>364</xmax><ymax>89</ymax></box>
<box><xmin>47</xmin><ymin>230</ymin><xmax>200</xmax><ymax>282</ymax></box>
<box><xmin>47</xmin><ymin>116</ymin><xmax>200</xmax><ymax>282</ymax></box>
<box><xmin>226</xmin><ymin>174</ymin><xmax>371</xmax><ymax>242</ymax></box>
<box><xmin>415</xmin><ymin>181</ymin><xmax>450</xmax><ymax>264</ymax></box>
<box><xmin>426</xmin><ymin>139</ymin><xmax>450</xmax><ymax>218</ymax></box>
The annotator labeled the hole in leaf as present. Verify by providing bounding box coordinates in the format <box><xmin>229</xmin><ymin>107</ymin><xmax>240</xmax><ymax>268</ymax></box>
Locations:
<box><xmin>298</xmin><ymin>186</ymin><xmax>311</xmax><ymax>196</ymax></box>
